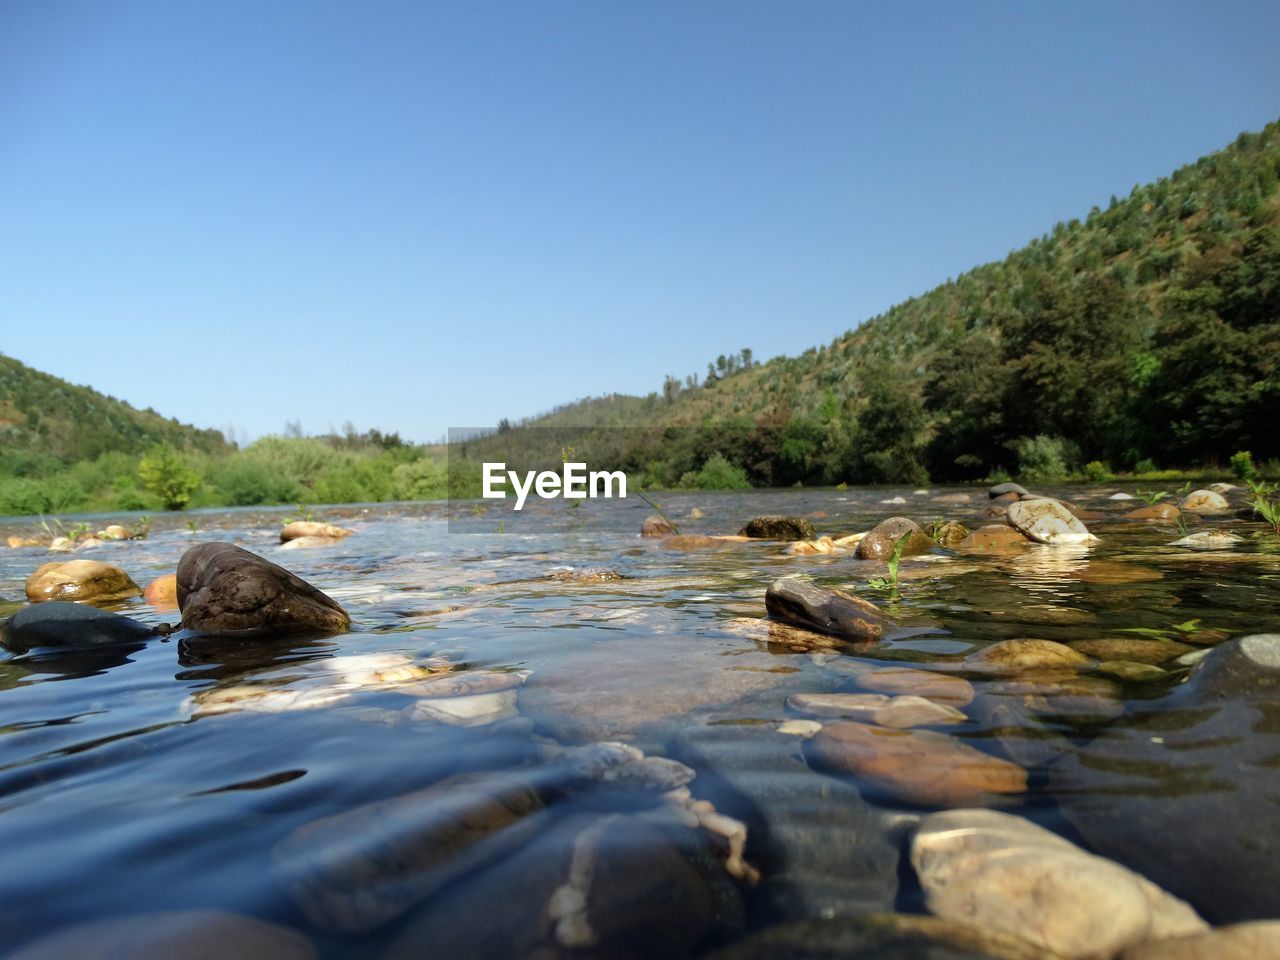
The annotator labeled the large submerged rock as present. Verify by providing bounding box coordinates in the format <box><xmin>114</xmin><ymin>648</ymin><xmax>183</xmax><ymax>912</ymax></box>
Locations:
<box><xmin>176</xmin><ymin>542</ymin><xmax>350</xmax><ymax>638</ymax></box>
<box><xmin>1052</xmin><ymin>634</ymin><xmax>1280</xmax><ymax>922</ymax></box>
<box><xmin>765</xmin><ymin>579</ymin><xmax>887</xmax><ymax>644</ymax></box>
<box><xmin>808</xmin><ymin>721</ymin><xmax>1026</xmax><ymax>807</ymax></box>
<box><xmin>7</xmin><ymin>910</ymin><xmax>316</xmax><ymax>960</ymax></box>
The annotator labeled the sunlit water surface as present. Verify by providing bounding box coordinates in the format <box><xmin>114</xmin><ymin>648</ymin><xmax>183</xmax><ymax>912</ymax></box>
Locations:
<box><xmin>1</xmin><ymin>486</ymin><xmax>1278</xmax><ymax>956</ymax></box>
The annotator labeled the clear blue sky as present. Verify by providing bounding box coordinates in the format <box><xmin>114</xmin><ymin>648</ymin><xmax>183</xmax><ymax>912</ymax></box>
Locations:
<box><xmin>2</xmin><ymin>1</ymin><xmax>1277</xmax><ymax>444</ymax></box>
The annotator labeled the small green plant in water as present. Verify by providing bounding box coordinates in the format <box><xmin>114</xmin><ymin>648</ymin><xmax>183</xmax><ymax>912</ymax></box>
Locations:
<box><xmin>635</xmin><ymin>489</ymin><xmax>680</xmax><ymax>535</ymax></box>
<box><xmin>136</xmin><ymin>516</ymin><xmax>152</xmax><ymax>539</ymax></box>
<box><xmin>1136</xmin><ymin>488</ymin><xmax>1169</xmax><ymax>506</ymax></box>
<box><xmin>284</xmin><ymin>503</ymin><xmax>316</xmax><ymax>524</ymax></box>
<box><xmin>866</xmin><ymin>532</ymin><xmax>911</xmax><ymax>600</ymax></box>
<box><xmin>185</xmin><ymin>518</ymin><xmax>199</xmax><ymax>535</ymax></box>
<box><xmin>1247</xmin><ymin>480</ymin><xmax>1280</xmax><ymax>535</ymax></box>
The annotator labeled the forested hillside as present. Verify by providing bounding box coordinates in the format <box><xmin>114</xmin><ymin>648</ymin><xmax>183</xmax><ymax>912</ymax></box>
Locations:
<box><xmin>481</xmin><ymin>121</ymin><xmax>1280</xmax><ymax>486</ymax></box>
<box><xmin>0</xmin><ymin>355</ymin><xmax>230</xmax><ymax>465</ymax></box>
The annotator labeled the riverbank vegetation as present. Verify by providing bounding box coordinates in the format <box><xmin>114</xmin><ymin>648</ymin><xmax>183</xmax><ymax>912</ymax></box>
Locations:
<box><xmin>3</xmin><ymin>122</ymin><xmax>1279</xmax><ymax>516</ymax></box>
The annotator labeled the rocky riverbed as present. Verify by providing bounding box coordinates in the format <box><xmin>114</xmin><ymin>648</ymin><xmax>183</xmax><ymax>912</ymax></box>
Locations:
<box><xmin>1</xmin><ymin>484</ymin><xmax>1279</xmax><ymax>958</ymax></box>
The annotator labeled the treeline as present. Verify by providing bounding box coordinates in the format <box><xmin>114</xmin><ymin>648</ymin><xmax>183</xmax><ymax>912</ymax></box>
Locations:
<box><xmin>0</xmin><ymin>430</ymin><xmax>464</xmax><ymax>516</ymax></box>
<box><xmin>0</xmin><ymin>354</ymin><xmax>230</xmax><ymax>463</ymax></box>
<box><xmin>495</xmin><ymin>120</ymin><xmax>1280</xmax><ymax>486</ymax></box>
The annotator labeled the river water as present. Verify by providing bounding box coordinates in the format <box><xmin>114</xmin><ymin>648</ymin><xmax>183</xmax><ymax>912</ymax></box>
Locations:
<box><xmin>1</xmin><ymin>486</ymin><xmax>1278</xmax><ymax>957</ymax></box>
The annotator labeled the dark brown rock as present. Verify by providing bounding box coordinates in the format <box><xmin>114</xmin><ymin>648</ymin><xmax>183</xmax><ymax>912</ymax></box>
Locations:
<box><xmin>855</xmin><ymin>517</ymin><xmax>934</xmax><ymax>561</ymax></box>
<box><xmin>177</xmin><ymin>542</ymin><xmax>350</xmax><ymax>637</ymax></box>
<box><xmin>641</xmin><ymin>515</ymin><xmax>676</xmax><ymax>537</ymax></box>
<box><xmin>765</xmin><ymin>579</ymin><xmax>887</xmax><ymax>643</ymax></box>
<box><xmin>738</xmin><ymin>516</ymin><xmax>817</xmax><ymax>541</ymax></box>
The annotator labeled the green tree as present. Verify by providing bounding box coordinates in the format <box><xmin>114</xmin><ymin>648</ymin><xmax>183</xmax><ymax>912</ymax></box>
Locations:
<box><xmin>851</xmin><ymin>366</ymin><xmax>929</xmax><ymax>485</ymax></box>
<box><xmin>138</xmin><ymin>443</ymin><xmax>199</xmax><ymax>510</ymax></box>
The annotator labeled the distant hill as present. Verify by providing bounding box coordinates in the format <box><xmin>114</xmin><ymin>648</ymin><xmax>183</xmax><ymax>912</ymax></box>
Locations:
<box><xmin>475</xmin><ymin>120</ymin><xmax>1280</xmax><ymax>484</ymax></box>
<box><xmin>0</xmin><ymin>354</ymin><xmax>231</xmax><ymax>466</ymax></box>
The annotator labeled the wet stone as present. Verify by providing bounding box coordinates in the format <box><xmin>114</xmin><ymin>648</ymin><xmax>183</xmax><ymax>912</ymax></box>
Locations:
<box><xmin>1077</xmin><ymin>560</ymin><xmax>1163</xmax><ymax>584</ymax></box>
<box><xmin>965</xmin><ymin>638</ymin><xmax>1090</xmax><ymax>674</ymax></box>
<box><xmin>988</xmin><ymin>482</ymin><xmax>1029</xmax><ymax>498</ymax></box>
<box><xmin>641</xmin><ymin>515</ymin><xmax>676</xmax><ymax>537</ymax></box>
<box><xmin>24</xmin><ymin>559</ymin><xmax>141</xmax><ymax>604</ymax></box>
<box><xmin>956</xmin><ymin>524</ymin><xmax>1031</xmax><ymax>552</ymax></box>
<box><xmin>785</xmin><ymin>536</ymin><xmax>844</xmax><ymax>556</ymax></box>
<box><xmin>1</xmin><ymin>601</ymin><xmax>159</xmax><ymax>653</ymax></box>
<box><xmin>658</xmin><ymin>533</ymin><xmax>753</xmax><ymax>550</ymax></box>
<box><xmin>856</xmin><ymin>667</ymin><xmax>976</xmax><ymax>706</ymax></box>
<box><xmin>280</xmin><ymin>520</ymin><xmax>353</xmax><ymax>542</ymax></box>
<box><xmin>6</xmin><ymin>910</ymin><xmax>317</xmax><ymax>960</ymax></box>
<box><xmin>1179</xmin><ymin>489</ymin><xmax>1231</xmax><ymax>516</ymax></box>
<box><xmin>1095</xmin><ymin>660</ymin><xmax>1167</xmax><ymax>683</ymax></box>
<box><xmin>275</xmin><ymin>769</ymin><xmax>549</xmax><ymax>932</ymax></box>
<box><xmin>764</xmin><ymin>579</ymin><xmax>887</xmax><ymax>644</ymax></box>
<box><xmin>671</xmin><ymin>724</ymin><xmax>905</xmax><ymax>924</ymax></box>
<box><xmin>912</xmin><ymin>809</ymin><xmax>1206</xmax><ymax>959</ymax></box>
<box><xmin>854</xmin><ymin>517</ymin><xmax>934</xmax><ymax>560</ymax></box>
<box><xmin>931</xmin><ymin>520</ymin><xmax>970</xmax><ymax>547</ymax></box>
<box><xmin>1068</xmin><ymin>636</ymin><xmax>1195</xmax><ymax>664</ymax></box>
<box><xmin>177</xmin><ymin>541</ymin><xmax>350</xmax><ymax>638</ymax></box>
<box><xmin>1052</xmin><ymin>634</ymin><xmax>1280</xmax><ymax>922</ymax></box>
<box><xmin>1006</xmin><ymin>498</ymin><xmax>1096</xmax><ymax>545</ymax></box>
<box><xmin>808</xmin><ymin>721</ymin><xmax>1027</xmax><ymax>807</ymax></box>
<box><xmin>703</xmin><ymin>913</ymin><xmax>1050</xmax><ymax>960</ymax></box>
<box><xmin>1121</xmin><ymin>922</ymin><xmax>1280</xmax><ymax>960</ymax></box>
<box><xmin>408</xmin><ymin>689</ymin><xmax>520</xmax><ymax>726</ymax></box>
<box><xmin>787</xmin><ymin>692</ymin><xmax>966</xmax><ymax>728</ymax></box>
<box><xmin>143</xmin><ymin>573</ymin><xmax>178</xmax><ymax>610</ymax></box>
<box><xmin>386</xmin><ymin>812</ymin><xmax>735</xmax><ymax>960</ymax></box>
<box><xmin>738</xmin><ymin>515</ymin><xmax>817</xmax><ymax>541</ymax></box>
<box><xmin>988</xmin><ymin>673</ymin><xmax>1124</xmax><ymax>721</ymax></box>
<box><xmin>1170</xmin><ymin>530</ymin><xmax>1245</xmax><ymax>550</ymax></box>
<box><xmin>1124</xmin><ymin>502</ymin><xmax>1184</xmax><ymax>521</ymax></box>
<box><xmin>279</xmin><ymin>535</ymin><xmax>340</xmax><ymax>550</ymax></box>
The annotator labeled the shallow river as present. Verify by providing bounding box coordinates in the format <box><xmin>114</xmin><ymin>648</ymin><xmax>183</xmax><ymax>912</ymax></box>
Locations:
<box><xmin>1</xmin><ymin>485</ymin><xmax>1278</xmax><ymax>958</ymax></box>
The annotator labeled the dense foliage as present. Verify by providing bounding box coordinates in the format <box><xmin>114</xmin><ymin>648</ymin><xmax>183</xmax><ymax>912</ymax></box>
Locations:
<box><xmin>477</xmin><ymin>121</ymin><xmax>1280</xmax><ymax>485</ymax></box>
